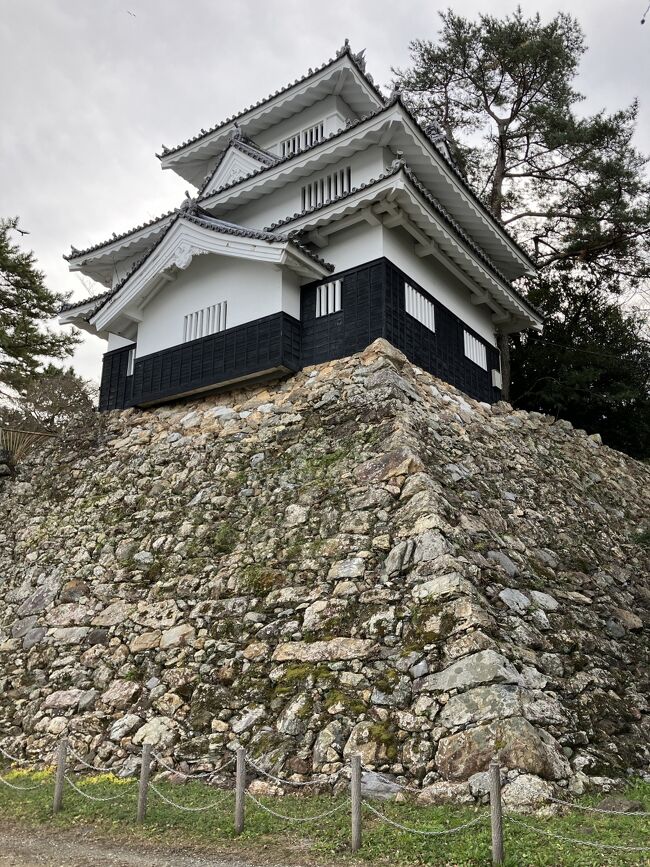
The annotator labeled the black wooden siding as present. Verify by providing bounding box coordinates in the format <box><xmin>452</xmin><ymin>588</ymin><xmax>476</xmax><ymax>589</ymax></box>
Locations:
<box><xmin>99</xmin><ymin>346</ymin><xmax>134</xmax><ymax>412</ymax></box>
<box><xmin>383</xmin><ymin>260</ymin><xmax>500</xmax><ymax>403</ymax></box>
<box><xmin>301</xmin><ymin>260</ymin><xmax>385</xmax><ymax>367</ymax></box>
<box><xmin>100</xmin><ymin>312</ymin><xmax>301</xmax><ymax>411</ymax></box>
<box><xmin>99</xmin><ymin>258</ymin><xmax>501</xmax><ymax>411</ymax></box>
<box><xmin>301</xmin><ymin>258</ymin><xmax>500</xmax><ymax>403</ymax></box>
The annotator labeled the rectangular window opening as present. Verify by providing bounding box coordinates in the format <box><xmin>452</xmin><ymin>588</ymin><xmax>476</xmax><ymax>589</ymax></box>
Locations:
<box><xmin>301</xmin><ymin>165</ymin><xmax>351</xmax><ymax>210</ymax></box>
<box><xmin>463</xmin><ymin>330</ymin><xmax>488</xmax><ymax>370</ymax></box>
<box><xmin>315</xmin><ymin>280</ymin><xmax>342</xmax><ymax>317</ymax></box>
<box><xmin>183</xmin><ymin>301</ymin><xmax>227</xmax><ymax>342</ymax></box>
<box><xmin>404</xmin><ymin>282</ymin><xmax>435</xmax><ymax>333</ymax></box>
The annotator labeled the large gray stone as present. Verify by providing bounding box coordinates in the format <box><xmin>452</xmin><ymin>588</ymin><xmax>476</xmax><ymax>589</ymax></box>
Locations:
<box><xmin>498</xmin><ymin>588</ymin><xmax>531</xmax><ymax>615</ymax></box>
<box><xmin>272</xmin><ymin>638</ymin><xmax>375</xmax><ymax>663</ymax></box>
<box><xmin>418</xmin><ymin>650</ymin><xmax>520</xmax><ymax>693</ymax></box>
<box><xmin>360</xmin><ymin>771</ymin><xmax>402</xmax><ymax>800</ymax></box>
<box><xmin>436</xmin><ymin>717</ymin><xmax>570</xmax><ymax>781</ymax></box>
<box><xmin>439</xmin><ymin>684</ymin><xmax>521</xmax><ymax>728</ymax></box>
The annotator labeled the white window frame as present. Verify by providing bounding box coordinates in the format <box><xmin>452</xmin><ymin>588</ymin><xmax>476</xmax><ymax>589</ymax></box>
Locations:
<box><xmin>183</xmin><ymin>302</ymin><xmax>227</xmax><ymax>343</ymax></box>
<box><xmin>404</xmin><ymin>282</ymin><xmax>435</xmax><ymax>332</ymax></box>
<box><xmin>301</xmin><ymin>166</ymin><xmax>351</xmax><ymax>210</ymax></box>
<box><xmin>463</xmin><ymin>330</ymin><xmax>488</xmax><ymax>370</ymax></box>
<box><xmin>280</xmin><ymin>121</ymin><xmax>324</xmax><ymax>158</ymax></box>
<box><xmin>315</xmin><ymin>280</ymin><xmax>342</xmax><ymax>317</ymax></box>
<box><xmin>126</xmin><ymin>348</ymin><xmax>135</xmax><ymax>377</ymax></box>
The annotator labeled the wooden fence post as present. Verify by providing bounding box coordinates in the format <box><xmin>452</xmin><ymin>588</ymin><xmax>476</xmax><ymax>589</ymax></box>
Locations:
<box><xmin>136</xmin><ymin>742</ymin><xmax>151</xmax><ymax>824</ymax></box>
<box><xmin>53</xmin><ymin>738</ymin><xmax>67</xmax><ymax>815</ymax></box>
<box><xmin>489</xmin><ymin>758</ymin><xmax>504</xmax><ymax>866</ymax></box>
<box><xmin>234</xmin><ymin>747</ymin><xmax>246</xmax><ymax>835</ymax></box>
<box><xmin>351</xmin><ymin>753</ymin><xmax>362</xmax><ymax>852</ymax></box>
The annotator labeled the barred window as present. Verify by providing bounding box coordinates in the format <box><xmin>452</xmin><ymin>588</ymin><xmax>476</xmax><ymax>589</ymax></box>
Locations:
<box><xmin>126</xmin><ymin>348</ymin><xmax>135</xmax><ymax>377</ymax></box>
<box><xmin>280</xmin><ymin>122</ymin><xmax>324</xmax><ymax>158</ymax></box>
<box><xmin>463</xmin><ymin>330</ymin><xmax>488</xmax><ymax>370</ymax></box>
<box><xmin>404</xmin><ymin>282</ymin><xmax>435</xmax><ymax>332</ymax></box>
<box><xmin>183</xmin><ymin>302</ymin><xmax>227</xmax><ymax>342</ymax></box>
<box><xmin>301</xmin><ymin>167</ymin><xmax>351</xmax><ymax>210</ymax></box>
<box><xmin>316</xmin><ymin>280</ymin><xmax>342</xmax><ymax>317</ymax></box>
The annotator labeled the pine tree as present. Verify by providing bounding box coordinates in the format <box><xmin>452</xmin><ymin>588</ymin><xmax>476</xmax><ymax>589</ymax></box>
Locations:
<box><xmin>393</xmin><ymin>8</ymin><xmax>650</xmax><ymax>427</ymax></box>
<box><xmin>0</xmin><ymin>217</ymin><xmax>79</xmax><ymax>392</ymax></box>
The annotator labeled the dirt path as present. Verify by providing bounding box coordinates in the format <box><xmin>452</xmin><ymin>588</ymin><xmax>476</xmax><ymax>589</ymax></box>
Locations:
<box><xmin>0</xmin><ymin>823</ymin><xmax>314</xmax><ymax>867</ymax></box>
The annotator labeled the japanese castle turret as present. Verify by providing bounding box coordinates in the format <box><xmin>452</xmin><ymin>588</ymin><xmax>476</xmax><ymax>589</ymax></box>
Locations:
<box><xmin>60</xmin><ymin>42</ymin><xmax>542</xmax><ymax>411</ymax></box>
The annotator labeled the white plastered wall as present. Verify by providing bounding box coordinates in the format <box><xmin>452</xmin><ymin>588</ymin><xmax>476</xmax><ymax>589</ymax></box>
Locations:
<box><xmin>135</xmin><ymin>254</ymin><xmax>287</xmax><ymax>358</ymax></box>
<box><xmin>106</xmin><ymin>333</ymin><xmax>135</xmax><ymax>352</ymax></box>
<box><xmin>224</xmin><ymin>145</ymin><xmax>388</xmax><ymax>231</ymax></box>
<box><xmin>381</xmin><ymin>226</ymin><xmax>497</xmax><ymax>345</ymax></box>
<box><xmin>254</xmin><ymin>95</ymin><xmax>357</xmax><ymax>155</ymax></box>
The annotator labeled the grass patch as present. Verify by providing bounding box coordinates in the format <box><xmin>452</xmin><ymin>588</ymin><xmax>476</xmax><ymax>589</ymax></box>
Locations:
<box><xmin>0</xmin><ymin>770</ymin><xmax>649</xmax><ymax>865</ymax></box>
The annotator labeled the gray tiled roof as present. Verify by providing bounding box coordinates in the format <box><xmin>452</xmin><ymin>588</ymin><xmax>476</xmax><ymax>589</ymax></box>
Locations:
<box><xmin>61</xmin><ymin>209</ymin><xmax>333</xmax><ymax>321</ymax></box>
<box><xmin>64</xmin><ymin>210</ymin><xmax>176</xmax><ymax>261</ymax></box>
<box><xmin>59</xmin><ymin>289</ymin><xmax>111</xmax><ymax>315</ymax></box>
<box><xmin>264</xmin><ymin>161</ymin><xmax>541</xmax><ymax>321</ymax></box>
<box><xmin>157</xmin><ymin>44</ymin><xmax>384</xmax><ymax>160</ymax></box>
<box><xmin>197</xmin><ymin>95</ymin><xmax>536</xmax><ymax>272</ymax></box>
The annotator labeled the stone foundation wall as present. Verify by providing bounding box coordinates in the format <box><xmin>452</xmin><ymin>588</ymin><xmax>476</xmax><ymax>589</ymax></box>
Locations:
<box><xmin>0</xmin><ymin>340</ymin><xmax>649</xmax><ymax>803</ymax></box>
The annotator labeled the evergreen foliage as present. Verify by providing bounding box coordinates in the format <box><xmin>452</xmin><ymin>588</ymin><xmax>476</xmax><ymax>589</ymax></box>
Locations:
<box><xmin>394</xmin><ymin>9</ymin><xmax>650</xmax><ymax>456</ymax></box>
<box><xmin>0</xmin><ymin>217</ymin><xmax>79</xmax><ymax>393</ymax></box>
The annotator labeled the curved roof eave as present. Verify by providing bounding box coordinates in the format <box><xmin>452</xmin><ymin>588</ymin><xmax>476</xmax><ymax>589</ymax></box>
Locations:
<box><xmin>158</xmin><ymin>45</ymin><xmax>385</xmax><ymax>170</ymax></box>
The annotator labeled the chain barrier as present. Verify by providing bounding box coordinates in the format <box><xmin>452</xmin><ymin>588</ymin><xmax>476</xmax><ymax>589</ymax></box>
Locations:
<box><xmin>245</xmin><ymin>790</ymin><xmax>349</xmax><ymax>822</ymax></box>
<box><xmin>360</xmin><ymin>763</ymin><xmax>422</xmax><ymax>795</ymax></box>
<box><xmin>0</xmin><ymin>774</ymin><xmax>47</xmax><ymax>791</ymax></box>
<box><xmin>245</xmin><ymin>755</ymin><xmax>329</xmax><ymax>788</ymax></box>
<box><xmin>506</xmin><ymin>815</ymin><xmax>650</xmax><ymax>852</ymax></box>
<box><xmin>548</xmin><ymin>795</ymin><xmax>650</xmax><ymax>817</ymax></box>
<box><xmin>149</xmin><ymin>781</ymin><xmax>231</xmax><ymax>812</ymax></box>
<box><xmin>151</xmin><ymin>752</ymin><xmax>215</xmax><ymax>779</ymax></box>
<box><xmin>0</xmin><ymin>745</ymin><xmax>31</xmax><ymax>765</ymax></box>
<box><xmin>64</xmin><ymin>775</ymin><xmax>127</xmax><ymax>802</ymax></box>
<box><xmin>362</xmin><ymin>801</ymin><xmax>487</xmax><ymax>837</ymax></box>
<box><xmin>67</xmin><ymin>747</ymin><xmax>115</xmax><ymax>775</ymax></box>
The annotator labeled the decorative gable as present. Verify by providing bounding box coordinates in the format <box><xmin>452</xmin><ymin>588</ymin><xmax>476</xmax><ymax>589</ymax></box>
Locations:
<box><xmin>203</xmin><ymin>146</ymin><xmax>269</xmax><ymax>196</ymax></box>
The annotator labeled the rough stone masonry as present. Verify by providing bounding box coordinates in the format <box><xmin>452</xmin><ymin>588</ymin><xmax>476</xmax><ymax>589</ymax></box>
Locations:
<box><xmin>0</xmin><ymin>339</ymin><xmax>649</xmax><ymax>807</ymax></box>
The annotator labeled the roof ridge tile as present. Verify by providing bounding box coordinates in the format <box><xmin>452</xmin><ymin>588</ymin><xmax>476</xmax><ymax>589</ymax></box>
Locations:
<box><xmin>157</xmin><ymin>45</ymin><xmax>385</xmax><ymax>160</ymax></box>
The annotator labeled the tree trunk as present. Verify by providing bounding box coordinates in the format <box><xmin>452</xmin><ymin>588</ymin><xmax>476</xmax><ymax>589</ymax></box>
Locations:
<box><xmin>489</xmin><ymin>127</ymin><xmax>508</xmax><ymax>221</ymax></box>
<box><xmin>497</xmin><ymin>331</ymin><xmax>511</xmax><ymax>402</ymax></box>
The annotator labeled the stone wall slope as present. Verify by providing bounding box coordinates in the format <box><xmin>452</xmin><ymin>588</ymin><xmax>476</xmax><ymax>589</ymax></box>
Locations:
<box><xmin>1</xmin><ymin>339</ymin><xmax>649</xmax><ymax>801</ymax></box>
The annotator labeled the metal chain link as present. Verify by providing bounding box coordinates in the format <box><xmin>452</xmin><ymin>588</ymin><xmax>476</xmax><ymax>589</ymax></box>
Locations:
<box><xmin>360</xmin><ymin>763</ymin><xmax>422</xmax><ymax>794</ymax></box>
<box><xmin>548</xmin><ymin>795</ymin><xmax>650</xmax><ymax>817</ymax></box>
<box><xmin>64</xmin><ymin>775</ymin><xmax>127</xmax><ymax>802</ymax></box>
<box><xmin>0</xmin><ymin>774</ymin><xmax>47</xmax><ymax>791</ymax></box>
<box><xmin>67</xmin><ymin>747</ymin><xmax>115</xmax><ymax>774</ymax></box>
<box><xmin>151</xmin><ymin>753</ymin><xmax>214</xmax><ymax>779</ymax></box>
<box><xmin>245</xmin><ymin>790</ymin><xmax>349</xmax><ymax>822</ymax></box>
<box><xmin>245</xmin><ymin>755</ymin><xmax>328</xmax><ymax>788</ymax></box>
<box><xmin>0</xmin><ymin>745</ymin><xmax>31</xmax><ymax>765</ymax></box>
<box><xmin>362</xmin><ymin>801</ymin><xmax>487</xmax><ymax>836</ymax></box>
<box><xmin>505</xmin><ymin>815</ymin><xmax>650</xmax><ymax>852</ymax></box>
<box><xmin>149</xmin><ymin>781</ymin><xmax>230</xmax><ymax>812</ymax></box>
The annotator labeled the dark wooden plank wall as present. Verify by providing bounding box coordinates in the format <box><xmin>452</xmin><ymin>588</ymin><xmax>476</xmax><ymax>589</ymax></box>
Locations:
<box><xmin>130</xmin><ymin>312</ymin><xmax>301</xmax><ymax>406</ymax></box>
<box><xmin>383</xmin><ymin>259</ymin><xmax>500</xmax><ymax>404</ymax></box>
<box><xmin>99</xmin><ymin>346</ymin><xmax>134</xmax><ymax>412</ymax></box>
<box><xmin>300</xmin><ymin>259</ymin><xmax>385</xmax><ymax>367</ymax></box>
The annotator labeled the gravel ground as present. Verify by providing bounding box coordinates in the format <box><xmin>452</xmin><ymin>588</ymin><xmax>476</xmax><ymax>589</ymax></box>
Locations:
<box><xmin>0</xmin><ymin>824</ymin><xmax>304</xmax><ymax>867</ymax></box>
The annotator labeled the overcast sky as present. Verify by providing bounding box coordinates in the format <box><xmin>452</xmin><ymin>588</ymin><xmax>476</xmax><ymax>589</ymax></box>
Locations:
<box><xmin>1</xmin><ymin>0</ymin><xmax>648</xmax><ymax>382</ymax></box>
